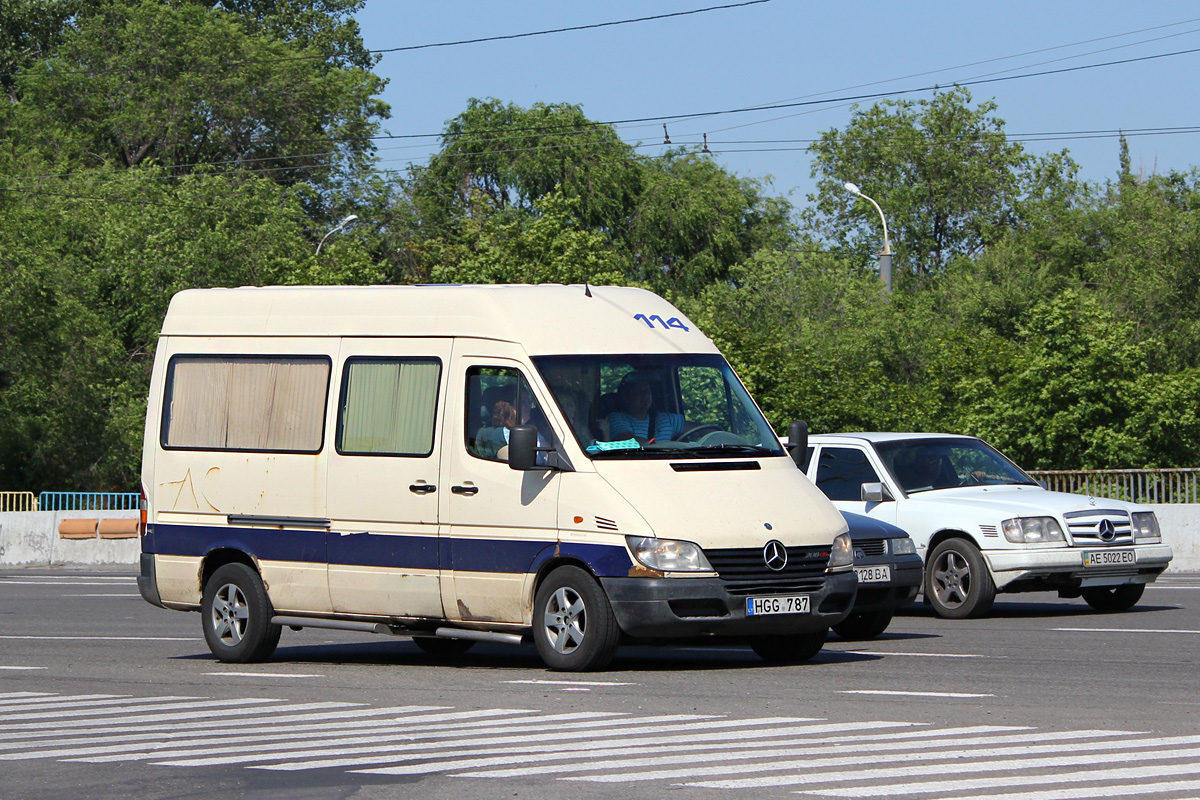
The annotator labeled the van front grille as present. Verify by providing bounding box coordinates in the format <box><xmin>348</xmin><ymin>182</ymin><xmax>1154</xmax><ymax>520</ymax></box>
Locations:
<box><xmin>705</xmin><ymin>545</ymin><xmax>828</xmax><ymax>596</ymax></box>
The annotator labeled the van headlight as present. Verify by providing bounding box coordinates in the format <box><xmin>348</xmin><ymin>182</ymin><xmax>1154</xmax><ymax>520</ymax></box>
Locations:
<box><xmin>1001</xmin><ymin>516</ymin><xmax>1065</xmax><ymax>544</ymax></box>
<box><xmin>1131</xmin><ymin>512</ymin><xmax>1161</xmax><ymax>543</ymax></box>
<box><xmin>626</xmin><ymin>536</ymin><xmax>714</xmax><ymax>572</ymax></box>
<box><xmin>827</xmin><ymin>533</ymin><xmax>854</xmax><ymax>570</ymax></box>
<box><xmin>890</xmin><ymin>537</ymin><xmax>917</xmax><ymax>555</ymax></box>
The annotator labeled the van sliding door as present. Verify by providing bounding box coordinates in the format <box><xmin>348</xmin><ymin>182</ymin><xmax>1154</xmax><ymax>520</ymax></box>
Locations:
<box><xmin>326</xmin><ymin>339</ymin><xmax>452</xmax><ymax>619</ymax></box>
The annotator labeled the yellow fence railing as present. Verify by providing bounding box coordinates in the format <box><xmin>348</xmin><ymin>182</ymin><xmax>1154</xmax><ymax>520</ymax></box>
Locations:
<box><xmin>0</xmin><ymin>492</ymin><xmax>39</xmax><ymax>512</ymax></box>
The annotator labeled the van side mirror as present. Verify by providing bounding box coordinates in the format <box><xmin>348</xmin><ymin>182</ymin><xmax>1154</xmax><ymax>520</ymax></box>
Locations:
<box><xmin>786</xmin><ymin>420</ymin><xmax>808</xmax><ymax>466</ymax></box>
<box><xmin>861</xmin><ymin>482</ymin><xmax>895</xmax><ymax>503</ymax></box>
<box><xmin>507</xmin><ymin>425</ymin><xmax>539</xmax><ymax>471</ymax></box>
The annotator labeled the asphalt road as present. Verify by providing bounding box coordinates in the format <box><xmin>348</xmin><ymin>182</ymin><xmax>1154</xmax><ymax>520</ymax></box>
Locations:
<box><xmin>1</xmin><ymin>566</ymin><xmax>1198</xmax><ymax>800</ymax></box>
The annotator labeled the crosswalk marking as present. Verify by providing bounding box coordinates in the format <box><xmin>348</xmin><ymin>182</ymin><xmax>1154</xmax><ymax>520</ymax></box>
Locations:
<box><xmin>1</xmin><ymin>691</ymin><xmax>1197</xmax><ymax>799</ymax></box>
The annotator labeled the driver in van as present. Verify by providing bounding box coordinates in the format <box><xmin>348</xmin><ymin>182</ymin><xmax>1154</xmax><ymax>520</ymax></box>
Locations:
<box><xmin>606</xmin><ymin>373</ymin><xmax>699</xmax><ymax>444</ymax></box>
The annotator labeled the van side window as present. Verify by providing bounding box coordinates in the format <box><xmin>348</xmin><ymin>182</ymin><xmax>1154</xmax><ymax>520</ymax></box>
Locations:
<box><xmin>162</xmin><ymin>355</ymin><xmax>330</xmax><ymax>452</ymax></box>
<box><xmin>466</xmin><ymin>366</ymin><xmax>542</xmax><ymax>462</ymax></box>
<box><xmin>337</xmin><ymin>358</ymin><xmax>441</xmax><ymax>456</ymax></box>
<box><xmin>815</xmin><ymin>447</ymin><xmax>881</xmax><ymax>501</ymax></box>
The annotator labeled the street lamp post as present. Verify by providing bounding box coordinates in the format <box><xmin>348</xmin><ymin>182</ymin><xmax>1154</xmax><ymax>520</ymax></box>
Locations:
<box><xmin>843</xmin><ymin>182</ymin><xmax>892</xmax><ymax>293</ymax></box>
<box><xmin>316</xmin><ymin>214</ymin><xmax>359</xmax><ymax>256</ymax></box>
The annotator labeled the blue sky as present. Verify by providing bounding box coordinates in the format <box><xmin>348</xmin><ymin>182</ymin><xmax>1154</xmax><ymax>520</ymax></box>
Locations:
<box><xmin>354</xmin><ymin>1</ymin><xmax>1200</xmax><ymax>207</ymax></box>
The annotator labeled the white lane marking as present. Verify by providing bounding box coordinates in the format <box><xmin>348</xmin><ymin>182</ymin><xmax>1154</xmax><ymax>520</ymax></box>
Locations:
<box><xmin>456</xmin><ymin>727</ymin><xmax>1123</xmax><ymax>781</ymax></box>
<box><xmin>502</xmin><ymin>679</ymin><xmax>638</xmax><ymax>686</ymax></box>
<box><xmin>683</xmin><ymin>740</ymin><xmax>1200</xmax><ymax>789</ymax></box>
<box><xmin>0</xmin><ymin>696</ymin><xmax>267</xmax><ymax>722</ymax></box>
<box><xmin>17</xmin><ymin>709</ymin><xmax>583</xmax><ymax>761</ymax></box>
<box><xmin>0</xmin><ymin>636</ymin><xmax>194</xmax><ymax>641</ymax></box>
<box><xmin>369</xmin><ymin>721</ymin><xmax>934</xmax><ymax>777</ymax></box>
<box><xmin>0</xmin><ymin>707</ymin><xmax>528</xmax><ymax>752</ymax></box>
<box><xmin>0</xmin><ymin>696</ymin><xmax>203</xmax><ymax>713</ymax></box>
<box><xmin>281</xmin><ymin>721</ymin><xmax>935</xmax><ymax>774</ymax></box>
<box><xmin>796</xmin><ymin>761</ymin><xmax>1200</xmax><ymax>797</ymax></box>
<box><xmin>1054</xmin><ymin>627</ymin><xmax>1200</xmax><ymax>634</ymax></box>
<box><xmin>0</xmin><ymin>693</ymin><xmax>56</xmax><ymax>699</ymax></box>
<box><xmin>63</xmin><ymin>594</ymin><xmax>141</xmax><ymax>598</ymax></box>
<box><xmin>840</xmin><ymin>690</ymin><xmax>994</xmax><ymax>698</ymax></box>
<box><xmin>0</xmin><ymin>701</ymin><xmax>359</xmax><ymax>733</ymax></box>
<box><xmin>156</xmin><ymin>717</ymin><xmax>820</xmax><ymax>769</ymax></box>
<box><xmin>202</xmin><ymin>672</ymin><xmax>322</xmax><ymax>679</ymax></box>
<box><xmin>0</xmin><ymin>667</ymin><xmax>46</xmax><ymax>671</ymax></box>
<box><xmin>0</xmin><ymin>703</ymin><xmax>456</xmax><ymax>742</ymax></box>
<box><xmin>842</xmin><ymin>650</ymin><xmax>984</xmax><ymax>658</ymax></box>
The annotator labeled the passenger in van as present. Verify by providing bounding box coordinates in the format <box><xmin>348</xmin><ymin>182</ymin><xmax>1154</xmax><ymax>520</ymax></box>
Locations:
<box><xmin>475</xmin><ymin>399</ymin><xmax>518</xmax><ymax>460</ymax></box>
<box><xmin>606</xmin><ymin>373</ymin><xmax>699</xmax><ymax>444</ymax></box>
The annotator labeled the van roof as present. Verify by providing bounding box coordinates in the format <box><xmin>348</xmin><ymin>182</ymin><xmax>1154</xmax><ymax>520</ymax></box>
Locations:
<box><xmin>160</xmin><ymin>284</ymin><xmax>720</xmax><ymax>356</ymax></box>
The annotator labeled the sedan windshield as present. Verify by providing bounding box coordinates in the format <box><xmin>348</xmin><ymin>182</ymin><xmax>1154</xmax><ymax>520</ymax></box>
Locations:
<box><xmin>532</xmin><ymin>354</ymin><xmax>784</xmax><ymax>459</ymax></box>
<box><xmin>875</xmin><ymin>437</ymin><xmax>1038</xmax><ymax>494</ymax></box>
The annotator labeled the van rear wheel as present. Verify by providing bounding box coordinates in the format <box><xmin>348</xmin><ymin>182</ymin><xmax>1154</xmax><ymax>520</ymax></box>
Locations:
<box><xmin>533</xmin><ymin>566</ymin><xmax>621</xmax><ymax>672</ymax></box>
<box><xmin>201</xmin><ymin>563</ymin><xmax>281</xmax><ymax>663</ymax></box>
<box><xmin>749</xmin><ymin>628</ymin><xmax>827</xmax><ymax>663</ymax></box>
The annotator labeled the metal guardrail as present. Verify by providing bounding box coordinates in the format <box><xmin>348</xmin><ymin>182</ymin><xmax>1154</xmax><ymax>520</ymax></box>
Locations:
<box><xmin>1028</xmin><ymin>468</ymin><xmax>1200</xmax><ymax>505</ymax></box>
<box><xmin>0</xmin><ymin>492</ymin><xmax>39</xmax><ymax>512</ymax></box>
<box><xmin>36</xmin><ymin>492</ymin><xmax>140</xmax><ymax>511</ymax></box>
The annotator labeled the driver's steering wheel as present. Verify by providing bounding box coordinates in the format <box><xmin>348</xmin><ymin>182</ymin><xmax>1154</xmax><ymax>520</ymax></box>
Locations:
<box><xmin>677</xmin><ymin>424</ymin><xmax>721</xmax><ymax>443</ymax></box>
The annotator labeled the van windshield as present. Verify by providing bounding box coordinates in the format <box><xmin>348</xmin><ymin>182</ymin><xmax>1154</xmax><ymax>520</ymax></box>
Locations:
<box><xmin>875</xmin><ymin>437</ymin><xmax>1039</xmax><ymax>494</ymax></box>
<box><xmin>532</xmin><ymin>354</ymin><xmax>785</xmax><ymax>459</ymax></box>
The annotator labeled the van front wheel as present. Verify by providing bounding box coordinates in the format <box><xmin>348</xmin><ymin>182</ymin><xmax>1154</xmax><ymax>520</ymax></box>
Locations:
<box><xmin>533</xmin><ymin>567</ymin><xmax>621</xmax><ymax>672</ymax></box>
<box><xmin>201</xmin><ymin>563</ymin><xmax>281</xmax><ymax>663</ymax></box>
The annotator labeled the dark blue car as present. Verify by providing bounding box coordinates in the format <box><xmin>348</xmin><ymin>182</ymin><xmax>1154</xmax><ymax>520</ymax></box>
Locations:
<box><xmin>835</xmin><ymin>512</ymin><xmax>923</xmax><ymax>639</ymax></box>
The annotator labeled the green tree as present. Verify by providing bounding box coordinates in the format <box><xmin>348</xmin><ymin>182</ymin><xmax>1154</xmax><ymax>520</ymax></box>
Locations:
<box><xmin>805</xmin><ymin>87</ymin><xmax>1074</xmax><ymax>284</ymax></box>
<box><xmin>10</xmin><ymin>0</ymin><xmax>386</xmax><ymax>185</ymax></box>
<box><xmin>953</xmin><ymin>290</ymin><xmax>1200</xmax><ymax>469</ymax></box>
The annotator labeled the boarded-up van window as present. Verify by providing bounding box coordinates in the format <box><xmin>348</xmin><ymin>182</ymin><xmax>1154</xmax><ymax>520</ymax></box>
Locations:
<box><xmin>162</xmin><ymin>356</ymin><xmax>330</xmax><ymax>452</ymax></box>
<box><xmin>338</xmin><ymin>358</ymin><xmax>441</xmax><ymax>456</ymax></box>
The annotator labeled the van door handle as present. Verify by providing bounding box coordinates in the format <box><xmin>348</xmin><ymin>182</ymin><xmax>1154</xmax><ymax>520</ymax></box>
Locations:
<box><xmin>451</xmin><ymin>485</ymin><xmax>479</xmax><ymax>496</ymax></box>
<box><xmin>409</xmin><ymin>484</ymin><xmax>437</xmax><ymax>495</ymax></box>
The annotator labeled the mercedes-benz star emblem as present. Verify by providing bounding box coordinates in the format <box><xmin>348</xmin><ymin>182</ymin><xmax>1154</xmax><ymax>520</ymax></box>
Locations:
<box><xmin>763</xmin><ymin>540</ymin><xmax>788</xmax><ymax>571</ymax></box>
<box><xmin>1098</xmin><ymin>519</ymin><xmax>1116</xmax><ymax>542</ymax></box>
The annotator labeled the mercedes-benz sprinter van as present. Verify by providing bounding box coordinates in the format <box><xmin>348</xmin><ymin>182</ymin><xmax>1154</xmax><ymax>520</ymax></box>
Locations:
<box><xmin>137</xmin><ymin>284</ymin><xmax>855</xmax><ymax>670</ymax></box>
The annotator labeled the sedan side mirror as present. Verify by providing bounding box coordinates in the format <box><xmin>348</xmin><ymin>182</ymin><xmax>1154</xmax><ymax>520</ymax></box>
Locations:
<box><xmin>861</xmin><ymin>482</ymin><xmax>895</xmax><ymax>503</ymax></box>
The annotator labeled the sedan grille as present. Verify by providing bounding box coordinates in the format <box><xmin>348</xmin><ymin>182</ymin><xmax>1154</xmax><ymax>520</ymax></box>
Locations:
<box><xmin>1063</xmin><ymin>509</ymin><xmax>1133</xmax><ymax>546</ymax></box>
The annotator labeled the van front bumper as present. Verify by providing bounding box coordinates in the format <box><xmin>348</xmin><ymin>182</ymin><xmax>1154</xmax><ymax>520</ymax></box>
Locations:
<box><xmin>984</xmin><ymin>543</ymin><xmax>1173</xmax><ymax>591</ymax></box>
<box><xmin>598</xmin><ymin>571</ymin><xmax>857</xmax><ymax>639</ymax></box>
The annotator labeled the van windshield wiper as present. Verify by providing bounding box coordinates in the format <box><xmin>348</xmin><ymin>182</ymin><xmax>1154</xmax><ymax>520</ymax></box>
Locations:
<box><xmin>689</xmin><ymin>444</ymin><xmax>778</xmax><ymax>456</ymax></box>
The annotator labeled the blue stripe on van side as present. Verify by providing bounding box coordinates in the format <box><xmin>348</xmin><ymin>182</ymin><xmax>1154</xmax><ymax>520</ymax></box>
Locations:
<box><xmin>145</xmin><ymin>523</ymin><xmax>328</xmax><ymax>563</ymax></box>
<box><xmin>145</xmin><ymin>523</ymin><xmax>633</xmax><ymax>577</ymax></box>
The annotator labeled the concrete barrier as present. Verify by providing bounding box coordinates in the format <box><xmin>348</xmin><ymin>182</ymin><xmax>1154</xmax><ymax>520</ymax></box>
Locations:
<box><xmin>0</xmin><ymin>510</ymin><xmax>140</xmax><ymax>566</ymax></box>
<box><xmin>2</xmin><ymin>507</ymin><xmax>1199</xmax><ymax>569</ymax></box>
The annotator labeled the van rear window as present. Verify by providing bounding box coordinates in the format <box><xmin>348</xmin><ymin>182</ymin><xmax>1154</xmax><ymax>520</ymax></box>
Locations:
<box><xmin>161</xmin><ymin>355</ymin><xmax>330</xmax><ymax>452</ymax></box>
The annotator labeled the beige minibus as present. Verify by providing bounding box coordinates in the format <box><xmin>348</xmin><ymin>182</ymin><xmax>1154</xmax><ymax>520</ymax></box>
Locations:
<box><xmin>137</xmin><ymin>284</ymin><xmax>855</xmax><ymax>670</ymax></box>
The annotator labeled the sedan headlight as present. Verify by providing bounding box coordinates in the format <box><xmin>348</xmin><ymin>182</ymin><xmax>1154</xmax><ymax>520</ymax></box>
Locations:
<box><xmin>890</xmin><ymin>537</ymin><xmax>917</xmax><ymax>555</ymax></box>
<box><xmin>1001</xmin><ymin>516</ymin><xmax>1065</xmax><ymax>544</ymax></box>
<box><xmin>1131</xmin><ymin>512</ymin><xmax>1161</xmax><ymax>543</ymax></box>
<box><xmin>626</xmin><ymin>536</ymin><xmax>714</xmax><ymax>572</ymax></box>
<box><xmin>827</xmin><ymin>532</ymin><xmax>854</xmax><ymax>570</ymax></box>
